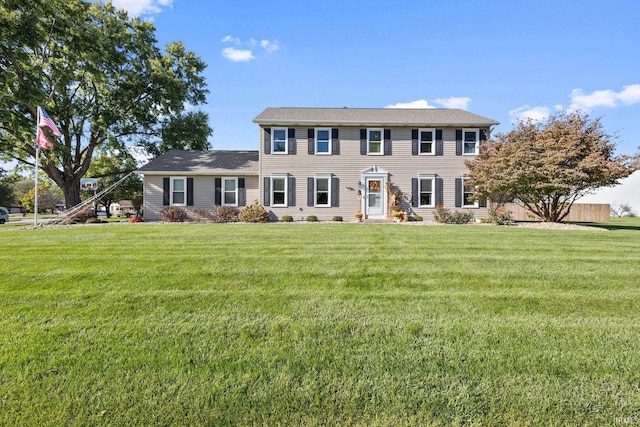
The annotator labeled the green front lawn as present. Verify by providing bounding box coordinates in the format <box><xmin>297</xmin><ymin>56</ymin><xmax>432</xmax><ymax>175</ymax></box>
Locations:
<box><xmin>1</xmin><ymin>223</ymin><xmax>639</xmax><ymax>425</ymax></box>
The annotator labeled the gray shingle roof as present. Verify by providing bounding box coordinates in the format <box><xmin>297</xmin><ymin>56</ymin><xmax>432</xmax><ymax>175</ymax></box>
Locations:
<box><xmin>136</xmin><ymin>150</ymin><xmax>259</xmax><ymax>175</ymax></box>
<box><xmin>253</xmin><ymin>107</ymin><xmax>499</xmax><ymax>127</ymax></box>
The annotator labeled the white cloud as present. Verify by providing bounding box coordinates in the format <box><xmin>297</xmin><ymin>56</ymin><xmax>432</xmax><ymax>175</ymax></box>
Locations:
<box><xmin>569</xmin><ymin>84</ymin><xmax>640</xmax><ymax>111</ymax></box>
<box><xmin>509</xmin><ymin>105</ymin><xmax>551</xmax><ymax>123</ymax></box>
<box><xmin>222</xmin><ymin>47</ymin><xmax>255</xmax><ymax>62</ymax></box>
<box><xmin>110</xmin><ymin>0</ymin><xmax>173</xmax><ymax>16</ymax></box>
<box><xmin>618</xmin><ymin>84</ymin><xmax>640</xmax><ymax>105</ymax></box>
<box><xmin>261</xmin><ymin>39</ymin><xmax>280</xmax><ymax>53</ymax></box>
<box><xmin>386</xmin><ymin>97</ymin><xmax>472</xmax><ymax>110</ymax></box>
<box><xmin>433</xmin><ymin>96</ymin><xmax>471</xmax><ymax>110</ymax></box>
<box><xmin>386</xmin><ymin>100</ymin><xmax>436</xmax><ymax>109</ymax></box>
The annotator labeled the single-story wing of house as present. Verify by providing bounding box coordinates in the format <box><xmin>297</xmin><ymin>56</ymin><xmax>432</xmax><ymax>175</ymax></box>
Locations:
<box><xmin>135</xmin><ymin>149</ymin><xmax>259</xmax><ymax>221</ymax></box>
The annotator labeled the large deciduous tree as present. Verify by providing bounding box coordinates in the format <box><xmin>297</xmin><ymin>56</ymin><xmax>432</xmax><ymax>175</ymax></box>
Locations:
<box><xmin>465</xmin><ymin>111</ymin><xmax>633</xmax><ymax>222</ymax></box>
<box><xmin>0</xmin><ymin>0</ymin><xmax>211</xmax><ymax>208</ymax></box>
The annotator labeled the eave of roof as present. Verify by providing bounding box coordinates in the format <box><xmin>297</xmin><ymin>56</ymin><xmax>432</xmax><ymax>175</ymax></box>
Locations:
<box><xmin>253</xmin><ymin>107</ymin><xmax>500</xmax><ymax>127</ymax></box>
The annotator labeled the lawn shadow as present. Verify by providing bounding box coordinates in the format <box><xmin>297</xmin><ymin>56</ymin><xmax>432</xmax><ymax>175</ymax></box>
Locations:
<box><xmin>569</xmin><ymin>221</ymin><xmax>640</xmax><ymax>231</ymax></box>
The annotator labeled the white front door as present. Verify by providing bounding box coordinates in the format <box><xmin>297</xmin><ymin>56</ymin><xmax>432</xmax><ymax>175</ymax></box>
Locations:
<box><xmin>365</xmin><ymin>178</ymin><xmax>384</xmax><ymax>218</ymax></box>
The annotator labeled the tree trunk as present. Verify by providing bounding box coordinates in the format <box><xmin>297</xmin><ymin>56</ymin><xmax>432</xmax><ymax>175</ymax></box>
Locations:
<box><xmin>62</xmin><ymin>180</ymin><xmax>82</xmax><ymax>209</ymax></box>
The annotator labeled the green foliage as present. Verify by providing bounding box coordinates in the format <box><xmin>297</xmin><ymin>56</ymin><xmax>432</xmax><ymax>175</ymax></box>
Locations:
<box><xmin>0</xmin><ymin>169</ymin><xmax>15</xmax><ymax>206</ymax></box>
<box><xmin>238</xmin><ymin>200</ymin><xmax>269</xmax><ymax>223</ymax></box>
<box><xmin>433</xmin><ymin>205</ymin><xmax>474</xmax><ymax>224</ymax></box>
<box><xmin>412</xmin><ymin>215</ymin><xmax>423</xmax><ymax>222</ymax></box>
<box><xmin>281</xmin><ymin>215</ymin><xmax>294</xmax><ymax>222</ymax></box>
<box><xmin>489</xmin><ymin>205</ymin><xmax>514</xmax><ymax>225</ymax></box>
<box><xmin>86</xmin><ymin>150</ymin><xmax>142</xmax><ymax>217</ymax></box>
<box><xmin>466</xmin><ymin>111</ymin><xmax>633</xmax><ymax>222</ymax></box>
<box><xmin>306</xmin><ymin>215</ymin><xmax>318</xmax><ymax>222</ymax></box>
<box><xmin>1</xmin><ymin>224</ymin><xmax>640</xmax><ymax>425</ymax></box>
<box><xmin>211</xmin><ymin>206</ymin><xmax>239</xmax><ymax>223</ymax></box>
<box><xmin>19</xmin><ymin>181</ymin><xmax>62</xmax><ymax>213</ymax></box>
<box><xmin>159</xmin><ymin>206</ymin><xmax>187</xmax><ymax>222</ymax></box>
<box><xmin>0</xmin><ymin>0</ymin><xmax>210</xmax><ymax>208</ymax></box>
<box><xmin>332</xmin><ymin>216</ymin><xmax>343</xmax><ymax>222</ymax></box>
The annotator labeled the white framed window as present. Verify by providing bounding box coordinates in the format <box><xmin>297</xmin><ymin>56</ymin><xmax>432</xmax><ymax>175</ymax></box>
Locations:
<box><xmin>463</xmin><ymin>178</ymin><xmax>478</xmax><ymax>207</ymax></box>
<box><xmin>463</xmin><ymin>129</ymin><xmax>479</xmax><ymax>155</ymax></box>
<box><xmin>223</xmin><ymin>177</ymin><xmax>238</xmax><ymax>206</ymax></box>
<box><xmin>314</xmin><ymin>174</ymin><xmax>331</xmax><ymax>207</ymax></box>
<box><xmin>315</xmin><ymin>128</ymin><xmax>331</xmax><ymax>154</ymax></box>
<box><xmin>367</xmin><ymin>128</ymin><xmax>383</xmax><ymax>155</ymax></box>
<box><xmin>272</xmin><ymin>127</ymin><xmax>288</xmax><ymax>154</ymax></box>
<box><xmin>171</xmin><ymin>177</ymin><xmax>186</xmax><ymax>206</ymax></box>
<box><xmin>271</xmin><ymin>175</ymin><xmax>288</xmax><ymax>207</ymax></box>
<box><xmin>419</xmin><ymin>128</ymin><xmax>435</xmax><ymax>155</ymax></box>
<box><xmin>418</xmin><ymin>175</ymin><xmax>435</xmax><ymax>207</ymax></box>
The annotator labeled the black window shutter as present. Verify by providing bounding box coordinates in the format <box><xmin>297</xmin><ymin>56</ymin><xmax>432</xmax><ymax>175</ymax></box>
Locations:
<box><xmin>455</xmin><ymin>178</ymin><xmax>463</xmax><ymax>207</ymax></box>
<box><xmin>163</xmin><ymin>178</ymin><xmax>170</xmax><ymax>206</ymax></box>
<box><xmin>307</xmin><ymin>177</ymin><xmax>315</xmax><ymax>207</ymax></box>
<box><xmin>187</xmin><ymin>178</ymin><xmax>194</xmax><ymax>206</ymax></box>
<box><xmin>384</xmin><ymin>129</ymin><xmax>392</xmax><ymax>155</ymax></box>
<box><xmin>308</xmin><ymin>128</ymin><xmax>315</xmax><ymax>155</ymax></box>
<box><xmin>331</xmin><ymin>177</ymin><xmax>339</xmax><ymax>207</ymax></box>
<box><xmin>435</xmin><ymin>129</ymin><xmax>443</xmax><ymax>156</ymax></box>
<box><xmin>479</xmin><ymin>129</ymin><xmax>487</xmax><ymax>152</ymax></box>
<box><xmin>479</xmin><ymin>198</ymin><xmax>487</xmax><ymax>208</ymax></box>
<box><xmin>436</xmin><ymin>177</ymin><xmax>444</xmax><ymax>206</ymax></box>
<box><xmin>411</xmin><ymin>130</ymin><xmax>418</xmax><ymax>155</ymax></box>
<box><xmin>264</xmin><ymin>128</ymin><xmax>271</xmax><ymax>154</ymax></box>
<box><xmin>238</xmin><ymin>178</ymin><xmax>246</xmax><ymax>206</ymax></box>
<box><xmin>455</xmin><ymin>129</ymin><xmax>463</xmax><ymax>156</ymax></box>
<box><xmin>411</xmin><ymin>178</ymin><xmax>418</xmax><ymax>207</ymax></box>
<box><xmin>287</xmin><ymin>177</ymin><xmax>296</xmax><ymax>207</ymax></box>
<box><xmin>332</xmin><ymin>129</ymin><xmax>339</xmax><ymax>155</ymax></box>
<box><xmin>360</xmin><ymin>129</ymin><xmax>367</xmax><ymax>155</ymax></box>
<box><xmin>263</xmin><ymin>177</ymin><xmax>270</xmax><ymax>206</ymax></box>
<box><xmin>288</xmin><ymin>128</ymin><xmax>296</xmax><ymax>155</ymax></box>
<box><xmin>214</xmin><ymin>178</ymin><xmax>222</xmax><ymax>206</ymax></box>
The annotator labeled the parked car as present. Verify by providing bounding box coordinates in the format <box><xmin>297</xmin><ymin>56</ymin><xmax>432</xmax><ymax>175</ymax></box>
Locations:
<box><xmin>0</xmin><ymin>207</ymin><xmax>9</xmax><ymax>224</ymax></box>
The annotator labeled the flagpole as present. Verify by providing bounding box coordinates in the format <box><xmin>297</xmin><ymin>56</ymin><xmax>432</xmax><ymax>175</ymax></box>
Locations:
<box><xmin>34</xmin><ymin>106</ymin><xmax>40</xmax><ymax>228</ymax></box>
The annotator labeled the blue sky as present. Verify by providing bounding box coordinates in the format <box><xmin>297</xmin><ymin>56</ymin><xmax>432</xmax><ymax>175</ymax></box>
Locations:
<box><xmin>112</xmin><ymin>0</ymin><xmax>640</xmax><ymax>156</ymax></box>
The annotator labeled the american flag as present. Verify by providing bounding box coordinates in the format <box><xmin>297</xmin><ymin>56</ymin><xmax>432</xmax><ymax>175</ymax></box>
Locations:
<box><xmin>38</xmin><ymin>106</ymin><xmax>62</xmax><ymax>136</ymax></box>
<box><xmin>36</xmin><ymin>127</ymin><xmax>54</xmax><ymax>150</ymax></box>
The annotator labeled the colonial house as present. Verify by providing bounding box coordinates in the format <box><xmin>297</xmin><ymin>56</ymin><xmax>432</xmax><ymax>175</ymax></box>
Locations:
<box><xmin>136</xmin><ymin>107</ymin><xmax>499</xmax><ymax>221</ymax></box>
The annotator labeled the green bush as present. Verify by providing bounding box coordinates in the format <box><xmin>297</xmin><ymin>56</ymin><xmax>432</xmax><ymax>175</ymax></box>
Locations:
<box><xmin>433</xmin><ymin>205</ymin><xmax>474</xmax><ymax>224</ymax></box>
<box><xmin>281</xmin><ymin>215</ymin><xmax>294</xmax><ymax>222</ymax></box>
<box><xmin>306</xmin><ymin>215</ymin><xmax>318</xmax><ymax>222</ymax></box>
<box><xmin>332</xmin><ymin>216</ymin><xmax>343</xmax><ymax>222</ymax></box>
<box><xmin>489</xmin><ymin>206</ymin><xmax>514</xmax><ymax>225</ymax></box>
<box><xmin>211</xmin><ymin>206</ymin><xmax>239</xmax><ymax>223</ymax></box>
<box><xmin>159</xmin><ymin>206</ymin><xmax>188</xmax><ymax>222</ymax></box>
<box><xmin>413</xmin><ymin>215</ymin><xmax>423</xmax><ymax>222</ymax></box>
<box><xmin>238</xmin><ymin>200</ymin><xmax>270</xmax><ymax>223</ymax></box>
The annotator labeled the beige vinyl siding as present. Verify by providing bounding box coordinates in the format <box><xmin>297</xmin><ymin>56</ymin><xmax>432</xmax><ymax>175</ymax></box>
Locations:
<box><xmin>142</xmin><ymin>175</ymin><xmax>259</xmax><ymax>221</ymax></box>
<box><xmin>260</xmin><ymin>126</ymin><xmax>489</xmax><ymax>221</ymax></box>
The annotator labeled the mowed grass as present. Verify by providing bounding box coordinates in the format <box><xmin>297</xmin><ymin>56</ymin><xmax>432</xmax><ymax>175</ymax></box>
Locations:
<box><xmin>1</xmin><ymin>222</ymin><xmax>640</xmax><ymax>426</ymax></box>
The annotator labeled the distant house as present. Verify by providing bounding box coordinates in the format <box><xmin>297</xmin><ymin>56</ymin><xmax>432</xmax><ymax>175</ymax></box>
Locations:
<box><xmin>110</xmin><ymin>200</ymin><xmax>136</xmax><ymax>217</ymax></box>
<box><xmin>135</xmin><ymin>150</ymin><xmax>259</xmax><ymax>221</ymax></box>
<box><xmin>136</xmin><ymin>108</ymin><xmax>499</xmax><ymax>221</ymax></box>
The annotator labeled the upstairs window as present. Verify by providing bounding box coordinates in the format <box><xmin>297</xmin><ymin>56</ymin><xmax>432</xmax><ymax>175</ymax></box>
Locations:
<box><xmin>368</xmin><ymin>129</ymin><xmax>383</xmax><ymax>155</ymax></box>
<box><xmin>316</xmin><ymin>129</ymin><xmax>331</xmax><ymax>154</ymax></box>
<box><xmin>272</xmin><ymin>128</ymin><xmax>287</xmax><ymax>154</ymax></box>
<box><xmin>419</xmin><ymin>128</ymin><xmax>435</xmax><ymax>155</ymax></box>
<box><xmin>463</xmin><ymin>129</ymin><xmax>479</xmax><ymax>155</ymax></box>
